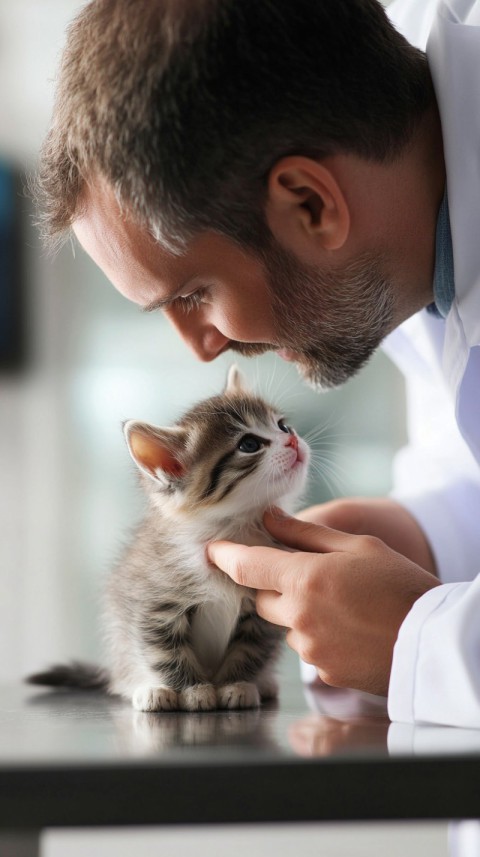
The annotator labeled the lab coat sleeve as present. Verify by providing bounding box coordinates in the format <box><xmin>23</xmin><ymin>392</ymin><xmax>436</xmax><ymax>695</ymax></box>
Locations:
<box><xmin>381</xmin><ymin>315</ymin><xmax>480</xmax><ymax>726</ymax></box>
<box><xmin>394</xmin><ymin>479</ymin><xmax>480</xmax><ymax>584</ymax></box>
<box><xmin>383</xmin><ymin>317</ymin><xmax>480</xmax><ymax>584</ymax></box>
<box><xmin>387</xmin><ymin>374</ymin><xmax>480</xmax><ymax>585</ymax></box>
<box><xmin>388</xmin><ymin>577</ymin><xmax>480</xmax><ymax>728</ymax></box>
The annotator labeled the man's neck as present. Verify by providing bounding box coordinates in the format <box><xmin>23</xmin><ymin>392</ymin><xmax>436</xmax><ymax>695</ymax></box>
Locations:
<box><xmin>387</xmin><ymin>99</ymin><xmax>447</xmax><ymax>326</ymax></box>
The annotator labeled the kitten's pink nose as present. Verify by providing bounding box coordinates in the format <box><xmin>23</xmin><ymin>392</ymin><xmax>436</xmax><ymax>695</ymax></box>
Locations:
<box><xmin>285</xmin><ymin>433</ymin><xmax>298</xmax><ymax>451</ymax></box>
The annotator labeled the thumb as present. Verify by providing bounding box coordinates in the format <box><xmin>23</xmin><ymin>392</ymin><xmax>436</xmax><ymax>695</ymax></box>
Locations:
<box><xmin>265</xmin><ymin>507</ymin><xmax>350</xmax><ymax>553</ymax></box>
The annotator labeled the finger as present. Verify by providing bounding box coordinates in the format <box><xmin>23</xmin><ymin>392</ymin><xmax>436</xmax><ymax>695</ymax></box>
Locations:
<box><xmin>265</xmin><ymin>508</ymin><xmax>350</xmax><ymax>553</ymax></box>
<box><xmin>295</xmin><ymin>504</ymin><xmax>327</xmax><ymax>524</ymax></box>
<box><xmin>255</xmin><ymin>589</ymin><xmax>285</xmax><ymax>627</ymax></box>
<box><xmin>207</xmin><ymin>540</ymin><xmax>291</xmax><ymax>591</ymax></box>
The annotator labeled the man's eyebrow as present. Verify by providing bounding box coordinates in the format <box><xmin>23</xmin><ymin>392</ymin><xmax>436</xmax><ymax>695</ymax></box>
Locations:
<box><xmin>141</xmin><ymin>285</ymin><xmax>186</xmax><ymax>313</ymax></box>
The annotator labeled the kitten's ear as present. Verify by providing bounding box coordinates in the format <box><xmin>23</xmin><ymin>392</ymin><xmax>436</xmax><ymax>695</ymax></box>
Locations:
<box><xmin>225</xmin><ymin>364</ymin><xmax>249</xmax><ymax>396</ymax></box>
<box><xmin>123</xmin><ymin>421</ymin><xmax>186</xmax><ymax>481</ymax></box>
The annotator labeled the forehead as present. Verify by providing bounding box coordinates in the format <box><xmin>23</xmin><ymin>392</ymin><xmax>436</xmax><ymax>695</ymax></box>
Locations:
<box><xmin>181</xmin><ymin>394</ymin><xmax>277</xmax><ymax>459</ymax></box>
<box><xmin>71</xmin><ymin>179</ymin><xmax>269</xmax><ymax>308</ymax></box>
<box><xmin>71</xmin><ymin>179</ymin><xmax>192</xmax><ymax>305</ymax></box>
<box><xmin>184</xmin><ymin>394</ymin><xmax>274</xmax><ymax>430</ymax></box>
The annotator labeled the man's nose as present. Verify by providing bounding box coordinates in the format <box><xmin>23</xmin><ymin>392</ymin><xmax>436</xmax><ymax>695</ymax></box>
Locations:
<box><xmin>166</xmin><ymin>310</ymin><xmax>230</xmax><ymax>362</ymax></box>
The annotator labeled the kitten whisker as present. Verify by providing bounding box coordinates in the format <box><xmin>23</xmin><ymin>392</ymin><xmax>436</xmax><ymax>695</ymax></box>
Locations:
<box><xmin>307</xmin><ymin>456</ymin><xmax>349</xmax><ymax>497</ymax></box>
<box><xmin>302</xmin><ymin>416</ymin><xmax>350</xmax><ymax>445</ymax></box>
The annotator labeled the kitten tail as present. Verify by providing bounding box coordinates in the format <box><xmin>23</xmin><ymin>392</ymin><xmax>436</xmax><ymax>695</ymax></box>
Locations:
<box><xmin>26</xmin><ymin>661</ymin><xmax>110</xmax><ymax>690</ymax></box>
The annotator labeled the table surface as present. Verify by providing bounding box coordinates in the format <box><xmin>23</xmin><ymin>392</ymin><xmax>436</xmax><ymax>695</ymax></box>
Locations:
<box><xmin>1</xmin><ymin>676</ymin><xmax>480</xmax><ymax>830</ymax></box>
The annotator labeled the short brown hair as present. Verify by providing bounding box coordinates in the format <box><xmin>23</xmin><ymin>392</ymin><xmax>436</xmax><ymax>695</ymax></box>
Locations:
<box><xmin>35</xmin><ymin>0</ymin><xmax>433</xmax><ymax>252</ymax></box>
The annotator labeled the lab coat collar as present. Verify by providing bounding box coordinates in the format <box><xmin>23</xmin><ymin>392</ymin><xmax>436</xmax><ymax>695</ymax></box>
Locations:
<box><xmin>387</xmin><ymin>0</ymin><xmax>440</xmax><ymax>49</ymax></box>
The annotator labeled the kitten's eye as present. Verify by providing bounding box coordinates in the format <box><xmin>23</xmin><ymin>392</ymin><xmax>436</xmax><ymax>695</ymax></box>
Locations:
<box><xmin>238</xmin><ymin>434</ymin><xmax>262</xmax><ymax>454</ymax></box>
<box><xmin>278</xmin><ymin>419</ymin><xmax>292</xmax><ymax>434</ymax></box>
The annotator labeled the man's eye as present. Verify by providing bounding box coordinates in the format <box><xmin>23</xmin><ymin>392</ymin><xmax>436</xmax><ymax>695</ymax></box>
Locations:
<box><xmin>175</xmin><ymin>287</ymin><xmax>207</xmax><ymax>314</ymax></box>
<box><xmin>238</xmin><ymin>434</ymin><xmax>263</xmax><ymax>454</ymax></box>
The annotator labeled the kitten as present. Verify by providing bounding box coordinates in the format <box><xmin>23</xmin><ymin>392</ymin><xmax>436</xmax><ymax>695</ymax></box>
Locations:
<box><xmin>28</xmin><ymin>366</ymin><xmax>310</xmax><ymax>712</ymax></box>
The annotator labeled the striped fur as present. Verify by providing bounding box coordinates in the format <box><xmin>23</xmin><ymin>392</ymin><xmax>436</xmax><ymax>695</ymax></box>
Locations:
<box><xmin>27</xmin><ymin>367</ymin><xmax>310</xmax><ymax>711</ymax></box>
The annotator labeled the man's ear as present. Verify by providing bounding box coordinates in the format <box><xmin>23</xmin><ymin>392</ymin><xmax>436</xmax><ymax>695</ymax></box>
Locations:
<box><xmin>123</xmin><ymin>421</ymin><xmax>186</xmax><ymax>481</ymax></box>
<box><xmin>265</xmin><ymin>155</ymin><xmax>350</xmax><ymax>255</ymax></box>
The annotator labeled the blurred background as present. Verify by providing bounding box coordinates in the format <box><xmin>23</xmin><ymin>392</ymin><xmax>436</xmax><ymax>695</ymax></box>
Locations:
<box><xmin>0</xmin><ymin>0</ymin><xmax>407</xmax><ymax>683</ymax></box>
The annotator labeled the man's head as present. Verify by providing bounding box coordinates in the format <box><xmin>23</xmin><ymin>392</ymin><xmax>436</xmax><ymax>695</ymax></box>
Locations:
<box><xmin>37</xmin><ymin>0</ymin><xmax>442</xmax><ymax>388</ymax></box>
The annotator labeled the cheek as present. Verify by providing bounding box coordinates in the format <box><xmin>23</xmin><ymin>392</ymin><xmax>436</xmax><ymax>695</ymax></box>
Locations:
<box><xmin>217</xmin><ymin>296</ymin><xmax>275</xmax><ymax>341</ymax></box>
<box><xmin>219</xmin><ymin>311</ymin><xmax>256</xmax><ymax>339</ymax></box>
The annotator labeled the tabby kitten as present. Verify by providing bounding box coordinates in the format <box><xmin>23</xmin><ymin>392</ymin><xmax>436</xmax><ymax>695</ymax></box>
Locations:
<box><xmin>28</xmin><ymin>366</ymin><xmax>310</xmax><ymax>712</ymax></box>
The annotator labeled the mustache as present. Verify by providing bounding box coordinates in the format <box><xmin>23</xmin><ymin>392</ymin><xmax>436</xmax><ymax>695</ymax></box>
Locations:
<box><xmin>226</xmin><ymin>340</ymin><xmax>273</xmax><ymax>358</ymax></box>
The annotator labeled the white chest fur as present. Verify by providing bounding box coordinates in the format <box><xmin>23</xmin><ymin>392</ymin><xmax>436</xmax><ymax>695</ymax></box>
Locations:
<box><xmin>190</xmin><ymin>589</ymin><xmax>243</xmax><ymax>678</ymax></box>
<box><xmin>176</xmin><ymin>518</ymin><xmax>275</xmax><ymax>678</ymax></box>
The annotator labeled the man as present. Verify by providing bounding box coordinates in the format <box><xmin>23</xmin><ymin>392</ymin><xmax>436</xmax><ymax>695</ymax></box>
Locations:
<box><xmin>35</xmin><ymin>0</ymin><xmax>480</xmax><ymax>727</ymax></box>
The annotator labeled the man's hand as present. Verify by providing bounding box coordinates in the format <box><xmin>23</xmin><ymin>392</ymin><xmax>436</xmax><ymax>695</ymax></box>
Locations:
<box><xmin>298</xmin><ymin>498</ymin><xmax>437</xmax><ymax>575</ymax></box>
<box><xmin>288</xmin><ymin>713</ymin><xmax>390</xmax><ymax>757</ymax></box>
<box><xmin>207</xmin><ymin>510</ymin><xmax>440</xmax><ymax>697</ymax></box>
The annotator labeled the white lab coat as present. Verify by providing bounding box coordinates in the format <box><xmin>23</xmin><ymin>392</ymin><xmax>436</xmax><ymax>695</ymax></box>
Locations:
<box><xmin>302</xmin><ymin>0</ymin><xmax>480</xmax><ymax>728</ymax></box>
<box><xmin>384</xmin><ymin>0</ymin><xmax>480</xmax><ymax>727</ymax></box>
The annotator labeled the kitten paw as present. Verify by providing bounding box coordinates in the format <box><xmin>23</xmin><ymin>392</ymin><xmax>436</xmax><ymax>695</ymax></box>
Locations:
<box><xmin>132</xmin><ymin>685</ymin><xmax>179</xmax><ymax>712</ymax></box>
<box><xmin>216</xmin><ymin>681</ymin><xmax>260</xmax><ymax>710</ymax></box>
<box><xmin>179</xmin><ymin>683</ymin><xmax>217</xmax><ymax>712</ymax></box>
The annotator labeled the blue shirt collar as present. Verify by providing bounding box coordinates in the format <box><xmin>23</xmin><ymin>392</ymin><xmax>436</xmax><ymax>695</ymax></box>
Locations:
<box><xmin>427</xmin><ymin>188</ymin><xmax>455</xmax><ymax>319</ymax></box>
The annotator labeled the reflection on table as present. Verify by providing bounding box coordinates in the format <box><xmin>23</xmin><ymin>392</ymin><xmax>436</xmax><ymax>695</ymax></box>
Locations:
<box><xmin>299</xmin><ymin>679</ymin><xmax>480</xmax><ymax>758</ymax></box>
